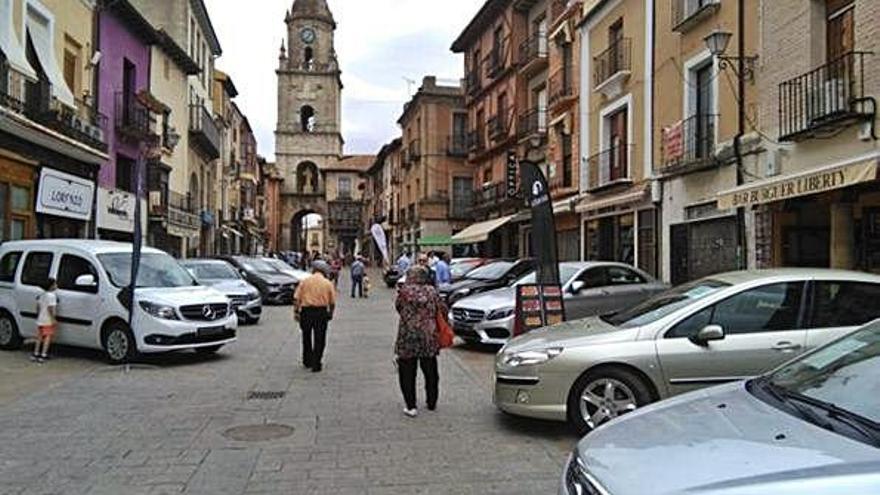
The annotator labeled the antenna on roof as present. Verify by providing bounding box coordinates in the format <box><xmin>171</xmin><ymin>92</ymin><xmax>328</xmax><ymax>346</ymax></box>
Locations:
<box><xmin>402</xmin><ymin>77</ymin><xmax>416</xmax><ymax>95</ymax></box>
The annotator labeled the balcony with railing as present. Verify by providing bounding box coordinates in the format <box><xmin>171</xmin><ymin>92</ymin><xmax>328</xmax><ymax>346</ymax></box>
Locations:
<box><xmin>587</xmin><ymin>144</ymin><xmax>634</xmax><ymax>192</ymax></box>
<box><xmin>593</xmin><ymin>38</ymin><xmax>632</xmax><ymax>96</ymax></box>
<box><xmin>408</xmin><ymin>139</ymin><xmax>422</xmax><ymax>162</ymax></box>
<box><xmin>518</xmin><ymin>107</ymin><xmax>548</xmax><ymax>140</ymax></box>
<box><xmin>518</xmin><ymin>34</ymin><xmax>548</xmax><ymax>74</ymax></box>
<box><xmin>466</xmin><ymin>68</ymin><xmax>481</xmax><ymax>96</ymax></box>
<box><xmin>779</xmin><ymin>51</ymin><xmax>874</xmax><ymax>142</ymax></box>
<box><xmin>550</xmin><ymin>0</ymin><xmax>570</xmax><ymax>24</ymax></box>
<box><xmin>168</xmin><ymin>191</ymin><xmax>200</xmax><ymax>230</ymax></box>
<box><xmin>661</xmin><ymin>114</ymin><xmax>718</xmax><ymax>174</ymax></box>
<box><xmin>549</xmin><ymin>69</ymin><xmax>574</xmax><ymax>107</ymax></box>
<box><xmin>189</xmin><ymin>104</ymin><xmax>221</xmax><ymax>160</ymax></box>
<box><xmin>27</xmin><ymin>92</ymin><xmax>109</xmax><ymax>152</ymax></box>
<box><xmin>447</xmin><ymin>134</ymin><xmax>468</xmax><ymax>157</ymax></box>
<box><xmin>0</xmin><ymin>63</ymin><xmax>27</xmax><ymax>113</ymax></box>
<box><xmin>488</xmin><ymin>113</ymin><xmax>507</xmax><ymax>140</ymax></box>
<box><xmin>485</xmin><ymin>42</ymin><xmax>506</xmax><ymax>80</ymax></box>
<box><xmin>672</xmin><ymin>0</ymin><xmax>720</xmax><ymax>33</ymax></box>
<box><xmin>473</xmin><ymin>182</ymin><xmax>519</xmax><ymax>212</ymax></box>
<box><xmin>115</xmin><ymin>91</ymin><xmax>155</xmax><ymax>142</ymax></box>
<box><xmin>467</xmin><ymin>129</ymin><xmax>486</xmax><ymax>153</ymax></box>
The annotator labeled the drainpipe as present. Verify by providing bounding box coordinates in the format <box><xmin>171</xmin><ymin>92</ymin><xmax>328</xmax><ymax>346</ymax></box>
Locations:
<box><xmin>733</xmin><ymin>0</ymin><xmax>748</xmax><ymax>270</ymax></box>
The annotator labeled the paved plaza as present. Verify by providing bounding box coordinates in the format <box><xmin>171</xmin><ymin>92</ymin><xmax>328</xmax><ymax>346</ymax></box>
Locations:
<box><xmin>0</xmin><ymin>274</ymin><xmax>577</xmax><ymax>494</ymax></box>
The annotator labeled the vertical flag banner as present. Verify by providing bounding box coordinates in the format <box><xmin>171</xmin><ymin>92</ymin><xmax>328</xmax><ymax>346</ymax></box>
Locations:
<box><xmin>520</xmin><ymin>160</ymin><xmax>561</xmax><ymax>287</ymax></box>
<box><xmin>371</xmin><ymin>223</ymin><xmax>389</xmax><ymax>264</ymax></box>
<box><xmin>128</xmin><ymin>150</ymin><xmax>146</xmax><ymax>326</ymax></box>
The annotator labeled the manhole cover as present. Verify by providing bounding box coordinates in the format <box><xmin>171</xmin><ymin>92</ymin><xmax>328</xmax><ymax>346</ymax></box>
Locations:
<box><xmin>222</xmin><ymin>424</ymin><xmax>295</xmax><ymax>442</ymax></box>
<box><xmin>247</xmin><ymin>391</ymin><xmax>286</xmax><ymax>400</ymax></box>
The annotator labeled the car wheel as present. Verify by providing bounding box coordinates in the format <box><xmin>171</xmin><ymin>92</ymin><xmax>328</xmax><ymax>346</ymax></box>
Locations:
<box><xmin>103</xmin><ymin>322</ymin><xmax>137</xmax><ymax>365</ymax></box>
<box><xmin>0</xmin><ymin>311</ymin><xmax>22</xmax><ymax>350</ymax></box>
<box><xmin>567</xmin><ymin>368</ymin><xmax>653</xmax><ymax>435</ymax></box>
<box><xmin>195</xmin><ymin>345</ymin><xmax>223</xmax><ymax>355</ymax></box>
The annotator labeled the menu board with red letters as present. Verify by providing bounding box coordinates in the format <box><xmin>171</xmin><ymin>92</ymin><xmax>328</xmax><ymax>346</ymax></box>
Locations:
<box><xmin>514</xmin><ymin>284</ymin><xmax>566</xmax><ymax>336</ymax></box>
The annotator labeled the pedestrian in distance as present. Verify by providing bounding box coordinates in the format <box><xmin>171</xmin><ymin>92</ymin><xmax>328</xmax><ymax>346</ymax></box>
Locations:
<box><xmin>31</xmin><ymin>277</ymin><xmax>58</xmax><ymax>363</ymax></box>
<box><xmin>397</xmin><ymin>251</ymin><xmax>411</xmax><ymax>273</ymax></box>
<box><xmin>350</xmin><ymin>256</ymin><xmax>366</xmax><ymax>298</ymax></box>
<box><xmin>394</xmin><ymin>266</ymin><xmax>447</xmax><ymax>417</ymax></box>
<box><xmin>293</xmin><ymin>261</ymin><xmax>337</xmax><ymax>372</ymax></box>
<box><xmin>435</xmin><ymin>252</ymin><xmax>452</xmax><ymax>286</ymax></box>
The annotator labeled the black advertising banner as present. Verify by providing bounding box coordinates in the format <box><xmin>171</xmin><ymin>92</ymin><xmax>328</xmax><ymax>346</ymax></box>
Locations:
<box><xmin>520</xmin><ymin>160</ymin><xmax>561</xmax><ymax>287</ymax></box>
<box><xmin>515</xmin><ymin>284</ymin><xmax>565</xmax><ymax>336</ymax></box>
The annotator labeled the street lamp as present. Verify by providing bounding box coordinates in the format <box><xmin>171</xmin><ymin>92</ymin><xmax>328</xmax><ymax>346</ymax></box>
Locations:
<box><xmin>703</xmin><ymin>29</ymin><xmax>758</xmax><ymax>82</ymax></box>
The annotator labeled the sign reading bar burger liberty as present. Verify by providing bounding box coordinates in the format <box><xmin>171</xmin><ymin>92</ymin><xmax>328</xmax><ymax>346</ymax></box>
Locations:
<box><xmin>717</xmin><ymin>159</ymin><xmax>879</xmax><ymax>210</ymax></box>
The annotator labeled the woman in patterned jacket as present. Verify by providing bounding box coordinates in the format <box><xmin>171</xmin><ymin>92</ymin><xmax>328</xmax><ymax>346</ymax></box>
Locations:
<box><xmin>395</xmin><ymin>265</ymin><xmax>447</xmax><ymax>417</ymax></box>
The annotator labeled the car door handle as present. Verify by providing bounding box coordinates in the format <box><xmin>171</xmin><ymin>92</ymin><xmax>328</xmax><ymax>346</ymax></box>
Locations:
<box><xmin>772</xmin><ymin>342</ymin><xmax>803</xmax><ymax>352</ymax></box>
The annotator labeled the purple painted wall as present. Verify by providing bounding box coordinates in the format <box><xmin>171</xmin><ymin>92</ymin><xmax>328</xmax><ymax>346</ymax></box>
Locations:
<box><xmin>97</xmin><ymin>9</ymin><xmax>152</xmax><ymax>189</ymax></box>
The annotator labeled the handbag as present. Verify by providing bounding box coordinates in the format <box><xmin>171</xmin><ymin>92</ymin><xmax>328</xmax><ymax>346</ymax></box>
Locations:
<box><xmin>436</xmin><ymin>309</ymin><xmax>454</xmax><ymax>349</ymax></box>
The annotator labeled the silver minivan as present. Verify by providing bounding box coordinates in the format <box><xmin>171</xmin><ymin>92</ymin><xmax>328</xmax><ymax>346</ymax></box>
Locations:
<box><xmin>496</xmin><ymin>269</ymin><xmax>880</xmax><ymax>433</ymax></box>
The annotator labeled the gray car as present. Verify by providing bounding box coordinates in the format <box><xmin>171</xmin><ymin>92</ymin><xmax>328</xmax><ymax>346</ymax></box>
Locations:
<box><xmin>451</xmin><ymin>262</ymin><xmax>666</xmax><ymax>345</ymax></box>
<box><xmin>180</xmin><ymin>259</ymin><xmax>263</xmax><ymax>324</ymax></box>
<box><xmin>561</xmin><ymin>319</ymin><xmax>880</xmax><ymax>495</ymax></box>
<box><xmin>496</xmin><ymin>268</ymin><xmax>880</xmax><ymax>433</ymax></box>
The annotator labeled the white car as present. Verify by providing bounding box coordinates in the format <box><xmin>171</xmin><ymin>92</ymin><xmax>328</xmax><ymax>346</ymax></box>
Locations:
<box><xmin>0</xmin><ymin>240</ymin><xmax>237</xmax><ymax>363</ymax></box>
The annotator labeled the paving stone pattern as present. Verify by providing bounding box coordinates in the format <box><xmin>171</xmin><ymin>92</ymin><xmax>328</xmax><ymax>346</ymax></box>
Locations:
<box><xmin>0</xmin><ymin>272</ymin><xmax>577</xmax><ymax>494</ymax></box>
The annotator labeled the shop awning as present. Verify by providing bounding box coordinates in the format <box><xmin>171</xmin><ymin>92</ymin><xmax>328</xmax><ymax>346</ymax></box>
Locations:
<box><xmin>451</xmin><ymin>214</ymin><xmax>516</xmax><ymax>244</ymax></box>
<box><xmin>417</xmin><ymin>235</ymin><xmax>458</xmax><ymax>247</ymax></box>
<box><xmin>717</xmin><ymin>157</ymin><xmax>880</xmax><ymax>210</ymax></box>
<box><xmin>576</xmin><ymin>187</ymin><xmax>649</xmax><ymax>214</ymax></box>
<box><xmin>0</xmin><ymin>3</ymin><xmax>37</xmax><ymax>81</ymax></box>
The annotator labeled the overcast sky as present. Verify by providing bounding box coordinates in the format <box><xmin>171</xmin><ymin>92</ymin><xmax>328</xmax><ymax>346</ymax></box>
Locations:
<box><xmin>203</xmin><ymin>0</ymin><xmax>482</xmax><ymax>160</ymax></box>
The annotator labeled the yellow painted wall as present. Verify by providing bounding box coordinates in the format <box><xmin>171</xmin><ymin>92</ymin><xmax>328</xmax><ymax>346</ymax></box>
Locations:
<box><xmin>38</xmin><ymin>0</ymin><xmax>95</xmax><ymax>100</ymax></box>
<box><xmin>149</xmin><ymin>46</ymin><xmax>192</xmax><ymax>196</ymax></box>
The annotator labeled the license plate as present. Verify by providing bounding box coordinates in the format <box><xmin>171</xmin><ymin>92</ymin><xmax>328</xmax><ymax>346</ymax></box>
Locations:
<box><xmin>198</xmin><ymin>326</ymin><xmax>225</xmax><ymax>338</ymax></box>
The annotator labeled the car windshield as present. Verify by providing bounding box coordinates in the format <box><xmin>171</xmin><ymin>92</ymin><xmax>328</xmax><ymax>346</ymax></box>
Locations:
<box><xmin>768</xmin><ymin>323</ymin><xmax>880</xmax><ymax>424</ymax></box>
<box><xmin>240</xmin><ymin>258</ymin><xmax>278</xmax><ymax>274</ymax></box>
<box><xmin>99</xmin><ymin>253</ymin><xmax>197</xmax><ymax>288</ymax></box>
<box><xmin>183</xmin><ymin>262</ymin><xmax>239</xmax><ymax>280</ymax></box>
<box><xmin>467</xmin><ymin>261</ymin><xmax>513</xmax><ymax>280</ymax></box>
<box><xmin>451</xmin><ymin>260</ymin><xmax>481</xmax><ymax>278</ymax></box>
<box><xmin>514</xmin><ymin>265</ymin><xmax>580</xmax><ymax>286</ymax></box>
<box><xmin>601</xmin><ymin>279</ymin><xmax>731</xmax><ymax>328</ymax></box>
<box><xmin>264</xmin><ymin>259</ymin><xmax>291</xmax><ymax>272</ymax></box>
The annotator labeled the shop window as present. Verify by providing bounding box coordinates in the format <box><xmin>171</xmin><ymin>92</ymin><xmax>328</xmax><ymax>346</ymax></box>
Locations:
<box><xmin>809</xmin><ymin>282</ymin><xmax>880</xmax><ymax>328</ymax></box>
<box><xmin>0</xmin><ymin>251</ymin><xmax>22</xmax><ymax>283</ymax></box>
<box><xmin>584</xmin><ymin>213</ymin><xmax>634</xmax><ymax>265</ymax></box>
<box><xmin>20</xmin><ymin>251</ymin><xmax>53</xmax><ymax>287</ymax></box>
<box><xmin>57</xmin><ymin>254</ymin><xmax>98</xmax><ymax>294</ymax></box>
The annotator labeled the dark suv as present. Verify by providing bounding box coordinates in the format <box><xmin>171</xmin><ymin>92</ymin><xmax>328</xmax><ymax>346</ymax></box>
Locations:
<box><xmin>216</xmin><ymin>256</ymin><xmax>298</xmax><ymax>305</ymax></box>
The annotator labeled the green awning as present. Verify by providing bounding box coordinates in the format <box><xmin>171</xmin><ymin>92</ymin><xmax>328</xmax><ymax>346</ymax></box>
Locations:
<box><xmin>417</xmin><ymin>235</ymin><xmax>458</xmax><ymax>247</ymax></box>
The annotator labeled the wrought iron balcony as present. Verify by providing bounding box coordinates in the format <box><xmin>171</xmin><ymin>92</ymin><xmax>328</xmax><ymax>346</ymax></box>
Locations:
<box><xmin>672</xmin><ymin>0</ymin><xmax>720</xmax><ymax>33</ymax></box>
<box><xmin>661</xmin><ymin>114</ymin><xmax>718</xmax><ymax>173</ymax></box>
<box><xmin>466</xmin><ymin>69</ymin><xmax>481</xmax><ymax>96</ymax></box>
<box><xmin>115</xmin><ymin>91</ymin><xmax>155</xmax><ymax>142</ymax></box>
<box><xmin>447</xmin><ymin>134</ymin><xmax>468</xmax><ymax>157</ymax></box>
<box><xmin>518</xmin><ymin>34</ymin><xmax>548</xmax><ymax>72</ymax></box>
<box><xmin>31</xmin><ymin>95</ymin><xmax>109</xmax><ymax>152</ymax></box>
<box><xmin>518</xmin><ymin>107</ymin><xmax>548</xmax><ymax>139</ymax></box>
<box><xmin>779</xmin><ymin>51</ymin><xmax>874</xmax><ymax>142</ymax></box>
<box><xmin>408</xmin><ymin>139</ymin><xmax>421</xmax><ymax>162</ymax></box>
<box><xmin>168</xmin><ymin>191</ymin><xmax>200</xmax><ymax>230</ymax></box>
<box><xmin>488</xmin><ymin>113</ymin><xmax>507</xmax><ymax>139</ymax></box>
<box><xmin>594</xmin><ymin>38</ymin><xmax>632</xmax><ymax>89</ymax></box>
<box><xmin>485</xmin><ymin>42</ymin><xmax>506</xmax><ymax>79</ymax></box>
<box><xmin>189</xmin><ymin>104</ymin><xmax>221</xmax><ymax>160</ymax></box>
<box><xmin>587</xmin><ymin>144</ymin><xmax>634</xmax><ymax>191</ymax></box>
<box><xmin>549</xmin><ymin>69</ymin><xmax>574</xmax><ymax>107</ymax></box>
<box><xmin>467</xmin><ymin>129</ymin><xmax>486</xmax><ymax>152</ymax></box>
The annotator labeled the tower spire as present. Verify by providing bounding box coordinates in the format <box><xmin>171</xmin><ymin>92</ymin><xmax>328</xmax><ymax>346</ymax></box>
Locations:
<box><xmin>290</xmin><ymin>0</ymin><xmax>336</xmax><ymax>28</ymax></box>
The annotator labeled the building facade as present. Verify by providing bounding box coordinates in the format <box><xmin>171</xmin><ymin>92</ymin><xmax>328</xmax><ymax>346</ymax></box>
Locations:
<box><xmin>324</xmin><ymin>155</ymin><xmax>373</xmax><ymax>256</ymax></box>
<box><xmin>275</xmin><ymin>0</ymin><xmax>343</xmax><ymax>253</ymax></box>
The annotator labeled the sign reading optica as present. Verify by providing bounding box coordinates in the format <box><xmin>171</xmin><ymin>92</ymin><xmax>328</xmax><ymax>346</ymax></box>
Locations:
<box><xmin>36</xmin><ymin>168</ymin><xmax>94</xmax><ymax>221</ymax></box>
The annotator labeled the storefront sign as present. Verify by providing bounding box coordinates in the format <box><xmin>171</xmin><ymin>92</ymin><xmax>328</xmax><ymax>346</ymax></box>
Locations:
<box><xmin>36</xmin><ymin>168</ymin><xmax>94</xmax><ymax>221</ymax></box>
<box><xmin>718</xmin><ymin>159</ymin><xmax>878</xmax><ymax>210</ymax></box>
<box><xmin>97</xmin><ymin>188</ymin><xmax>138</xmax><ymax>233</ymax></box>
<box><xmin>506</xmin><ymin>151</ymin><xmax>518</xmax><ymax>199</ymax></box>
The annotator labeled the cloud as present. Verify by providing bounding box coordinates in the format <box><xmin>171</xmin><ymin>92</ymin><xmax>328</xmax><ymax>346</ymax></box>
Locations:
<box><xmin>203</xmin><ymin>0</ymin><xmax>480</xmax><ymax>159</ymax></box>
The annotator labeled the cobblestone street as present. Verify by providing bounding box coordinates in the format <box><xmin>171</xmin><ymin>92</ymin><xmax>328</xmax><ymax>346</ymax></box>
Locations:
<box><xmin>0</xmin><ymin>274</ymin><xmax>577</xmax><ymax>494</ymax></box>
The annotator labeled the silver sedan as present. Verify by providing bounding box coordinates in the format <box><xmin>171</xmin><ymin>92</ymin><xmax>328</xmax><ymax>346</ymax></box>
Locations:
<box><xmin>451</xmin><ymin>262</ymin><xmax>666</xmax><ymax>345</ymax></box>
<box><xmin>495</xmin><ymin>268</ymin><xmax>880</xmax><ymax>433</ymax></box>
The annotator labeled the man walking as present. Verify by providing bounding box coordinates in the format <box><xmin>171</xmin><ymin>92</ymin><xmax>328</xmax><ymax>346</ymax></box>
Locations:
<box><xmin>350</xmin><ymin>256</ymin><xmax>366</xmax><ymax>298</ymax></box>
<box><xmin>435</xmin><ymin>252</ymin><xmax>451</xmax><ymax>286</ymax></box>
<box><xmin>397</xmin><ymin>251</ymin><xmax>411</xmax><ymax>273</ymax></box>
<box><xmin>293</xmin><ymin>261</ymin><xmax>337</xmax><ymax>372</ymax></box>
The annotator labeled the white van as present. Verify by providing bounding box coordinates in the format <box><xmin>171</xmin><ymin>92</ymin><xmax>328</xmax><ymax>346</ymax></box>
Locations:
<box><xmin>0</xmin><ymin>240</ymin><xmax>237</xmax><ymax>363</ymax></box>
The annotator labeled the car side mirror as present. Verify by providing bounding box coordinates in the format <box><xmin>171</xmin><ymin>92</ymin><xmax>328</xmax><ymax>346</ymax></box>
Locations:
<box><xmin>690</xmin><ymin>325</ymin><xmax>725</xmax><ymax>347</ymax></box>
<box><xmin>570</xmin><ymin>281</ymin><xmax>586</xmax><ymax>294</ymax></box>
<box><xmin>74</xmin><ymin>274</ymin><xmax>96</xmax><ymax>288</ymax></box>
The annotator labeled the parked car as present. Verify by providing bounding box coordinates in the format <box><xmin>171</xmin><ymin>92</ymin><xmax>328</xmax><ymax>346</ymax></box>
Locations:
<box><xmin>217</xmin><ymin>256</ymin><xmax>298</xmax><ymax>305</ymax></box>
<box><xmin>180</xmin><ymin>259</ymin><xmax>262</xmax><ymax>325</ymax></box>
<box><xmin>261</xmin><ymin>257</ymin><xmax>311</xmax><ymax>283</ymax></box>
<box><xmin>449</xmin><ymin>258</ymin><xmax>490</xmax><ymax>282</ymax></box>
<box><xmin>451</xmin><ymin>262</ymin><xmax>665</xmax><ymax>345</ymax></box>
<box><xmin>0</xmin><ymin>240</ymin><xmax>237</xmax><ymax>364</ymax></box>
<box><xmin>495</xmin><ymin>268</ymin><xmax>880</xmax><ymax>433</ymax></box>
<box><xmin>442</xmin><ymin>259</ymin><xmax>536</xmax><ymax>304</ymax></box>
<box><xmin>561</xmin><ymin>318</ymin><xmax>880</xmax><ymax>495</ymax></box>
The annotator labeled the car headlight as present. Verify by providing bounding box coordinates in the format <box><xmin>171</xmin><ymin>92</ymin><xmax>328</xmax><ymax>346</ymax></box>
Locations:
<box><xmin>453</xmin><ymin>287</ymin><xmax>471</xmax><ymax>297</ymax></box>
<box><xmin>138</xmin><ymin>301</ymin><xmax>179</xmax><ymax>320</ymax></box>
<box><xmin>501</xmin><ymin>347</ymin><xmax>563</xmax><ymax>367</ymax></box>
<box><xmin>248</xmin><ymin>291</ymin><xmax>261</xmax><ymax>300</ymax></box>
<box><xmin>487</xmin><ymin>307</ymin><xmax>515</xmax><ymax>320</ymax></box>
